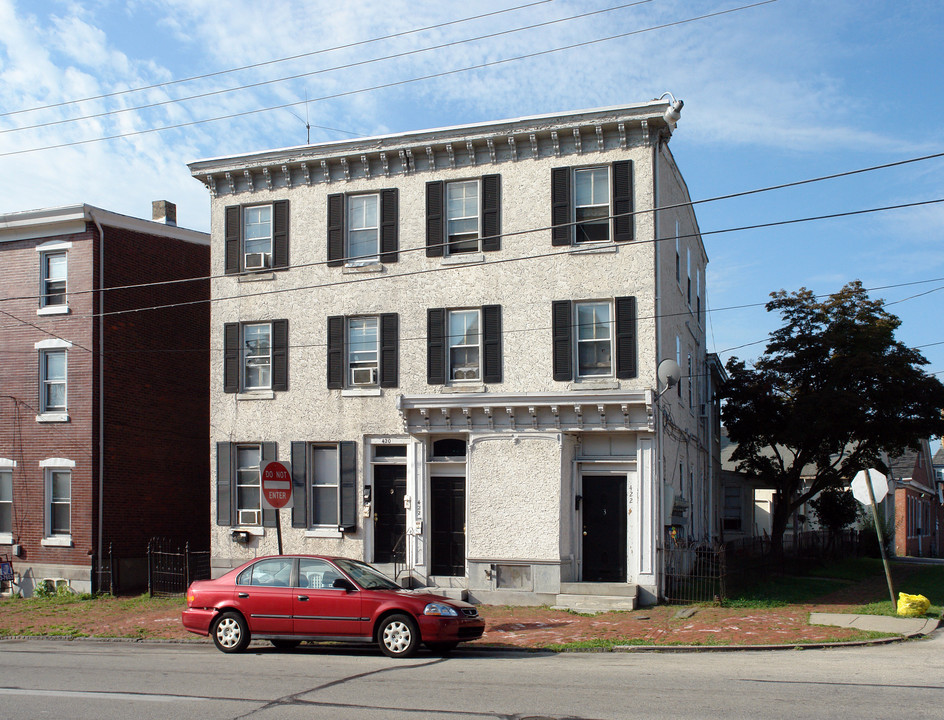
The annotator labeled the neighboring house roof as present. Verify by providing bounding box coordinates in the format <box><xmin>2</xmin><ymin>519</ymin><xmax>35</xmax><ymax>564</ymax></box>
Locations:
<box><xmin>0</xmin><ymin>204</ymin><xmax>209</xmax><ymax>246</ymax></box>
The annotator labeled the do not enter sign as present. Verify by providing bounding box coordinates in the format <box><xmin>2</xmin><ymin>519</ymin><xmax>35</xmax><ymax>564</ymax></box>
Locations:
<box><xmin>261</xmin><ymin>461</ymin><xmax>293</xmax><ymax>510</ymax></box>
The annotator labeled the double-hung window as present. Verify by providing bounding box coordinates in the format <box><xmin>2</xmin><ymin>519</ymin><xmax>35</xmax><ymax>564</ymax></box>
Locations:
<box><xmin>0</xmin><ymin>466</ymin><xmax>12</xmax><ymax>540</ymax></box>
<box><xmin>552</xmin><ymin>297</ymin><xmax>637</xmax><ymax>381</ymax></box>
<box><xmin>216</xmin><ymin>442</ymin><xmax>277</xmax><ymax>528</ymax></box>
<box><xmin>41</xmin><ymin>349</ymin><xmax>67</xmax><ymax>413</ymax></box>
<box><xmin>426</xmin><ymin>175</ymin><xmax>501</xmax><ymax>257</ymax></box>
<box><xmin>41</xmin><ymin>251</ymin><xmax>67</xmax><ymax>307</ymax></box>
<box><xmin>326</xmin><ymin>314</ymin><xmax>399</xmax><ymax>389</ymax></box>
<box><xmin>224</xmin><ymin>200</ymin><xmax>289</xmax><ymax>273</ymax></box>
<box><xmin>327</xmin><ymin>190</ymin><xmax>399</xmax><ymax>265</ymax></box>
<box><xmin>427</xmin><ymin>305</ymin><xmax>502</xmax><ymax>385</ymax></box>
<box><xmin>552</xmin><ymin>161</ymin><xmax>633</xmax><ymax>246</ymax></box>
<box><xmin>289</xmin><ymin>441</ymin><xmax>358</xmax><ymax>532</ymax></box>
<box><xmin>47</xmin><ymin>469</ymin><xmax>70</xmax><ymax>536</ymax></box>
<box><xmin>223</xmin><ymin>320</ymin><xmax>288</xmax><ymax>393</ymax></box>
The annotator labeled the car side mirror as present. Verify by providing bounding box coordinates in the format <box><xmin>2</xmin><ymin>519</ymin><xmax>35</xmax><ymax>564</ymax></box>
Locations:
<box><xmin>333</xmin><ymin>577</ymin><xmax>357</xmax><ymax>592</ymax></box>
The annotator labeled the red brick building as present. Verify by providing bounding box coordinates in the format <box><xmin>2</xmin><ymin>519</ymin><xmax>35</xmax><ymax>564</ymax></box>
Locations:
<box><xmin>0</xmin><ymin>203</ymin><xmax>209</xmax><ymax>595</ymax></box>
<box><xmin>888</xmin><ymin>440</ymin><xmax>943</xmax><ymax>558</ymax></box>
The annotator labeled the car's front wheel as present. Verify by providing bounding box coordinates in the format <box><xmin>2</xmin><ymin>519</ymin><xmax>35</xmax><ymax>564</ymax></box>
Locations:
<box><xmin>212</xmin><ymin>611</ymin><xmax>250</xmax><ymax>653</ymax></box>
<box><xmin>378</xmin><ymin>614</ymin><xmax>419</xmax><ymax>658</ymax></box>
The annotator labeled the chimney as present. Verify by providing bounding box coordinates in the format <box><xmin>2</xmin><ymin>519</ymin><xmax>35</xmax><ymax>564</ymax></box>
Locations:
<box><xmin>152</xmin><ymin>200</ymin><xmax>177</xmax><ymax>227</ymax></box>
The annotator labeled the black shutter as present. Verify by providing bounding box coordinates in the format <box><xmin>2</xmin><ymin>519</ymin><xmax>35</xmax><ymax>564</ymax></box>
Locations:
<box><xmin>224</xmin><ymin>205</ymin><xmax>241</xmax><ymax>274</ymax></box>
<box><xmin>612</xmin><ymin>161</ymin><xmax>634</xmax><ymax>243</ymax></box>
<box><xmin>216</xmin><ymin>442</ymin><xmax>235</xmax><ymax>526</ymax></box>
<box><xmin>552</xmin><ymin>300</ymin><xmax>573</xmax><ymax>381</ymax></box>
<box><xmin>327</xmin><ymin>316</ymin><xmax>345</xmax><ymax>389</ymax></box>
<box><xmin>426</xmin><ymin>181</ymin><xmax>444</xmax><ymax>257</ymax></box>
<box><xmin>223</xmin><ymin>323</ymin><xmax>240</xmax><ymax>393</ymax></box>
<box><xmin>482</xmin><ymin>304</ymin><xmax>502</xmax><ymax>383</ymax></box>
<box><xmin>338</xmin><ymin>441</ymin><xmax>357</xmax><ymax>532</ymax></box>
<box><xmin>271</xmin><ymin>319</ymin><xmax>288</xmax><ymax>391</ymax></box>
<box><xmin>262</xmin><ymin>442</ymin><xmax>278</xmax><ymax>527</ymax></box>
<box><xmin>481</xmin><ymin>174</ymin><xmax>501</xmax><ymax>252</ymax></box>
<box><xmin>380</xmin><ymin>313</ymin><xmax>399</xmax><ymax>388</ymax></box>
<box><xmin>272</xmin><ymin>200</ymin><xmax>290</xmax><ymax>267</ymax></box>
<box><xmin>380</xmin><ymin>189</ymin><xmax>399</xmax><ymax>263</ymax></box>
<box><xmin>427</xmin><ymin>308</ymin><xmax>446</xmax><ymax>384</ymax></box>
<box><xmin>327</xmin><ymin>193</ymin><xmax>345</xmax><ymax>267</ymax></box>
<box><xmin>551</xmin><ymin>167</ymin><xmax>572</xmax><ymax>246</ymax></box>
<box><xmin>615</xmin><ymin>296</ymin><xmax>638</xmax><ymax>379</ymax></box>
<box><xmin>291</xmin><ymin>442</ymin><xmax>308</xmax><ymax>529</ymax></box>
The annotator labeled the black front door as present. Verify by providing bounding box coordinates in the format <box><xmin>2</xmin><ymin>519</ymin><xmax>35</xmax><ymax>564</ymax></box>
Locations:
<box><xmin>430</xmin><ymin>476</ymin><xmax>465</xmax><ymax>576</ymax></box>
<box><xmin>582</xmin><ymin>475</ymin><xmax>627</xmax><ymax>582</ymax></box>
<box><xmin>373</xmin><ymin>465</ymin><xmax>406</xmax><ymax>563</ymax></box>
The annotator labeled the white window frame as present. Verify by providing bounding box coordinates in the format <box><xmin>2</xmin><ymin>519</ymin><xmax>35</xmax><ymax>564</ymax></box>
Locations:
<box><xmin>447</xmin><ymin>308</ymin><xmax>481</xmax><ymax>382</ymax></box>
<box><xmin>688</xmin><ymin>351</ymin><xmax>695</xmax><ymax>411</ymax></box>
<box><xmin>242</xmin><ymin>322</ymin><xmax>272</xmax><ymax>391</ymax></box>
<box><xmin>346</xmin><ymin>193</ymin><xmax>380</xmax><ymax>262</ymax></box>
<box><xmin>40</xmin><ymin>349</ymin><xmax>67</xmax><ymax>414</ymax></box>
<box><xmin>242</xmin><ymin>204</ymin><xmax>273</xmax><ymax>270</ymax></box>
<box><xmin>39</xmin><ymin>459</ymin><xmax>74</xmax><ymax>545</ymax></box>
<box><xmin>573</xmin><ymin>166</ymin><xmax>610</xmax><ymax>244</ymax></box>
<box><xmin>40</xmin><ymin>250</ymin><xmax>68</xmax><ymax>308</ymax></box>
<box><xmin>235</xmin><ymin>445</ymin><xmax>262</xmax><ymax>526</ymax></box>
<box><xmin>0</xmin><ymin>460</ymin><xmax>13</xmax><ymax>543</ymax></box>
<box><xmin>574</xmin><ymin>300</ymin><xmax>613</xmax><ymax>379</ymax></box>
<box><xmin>347</xmin><ymin>316</ymin><xmax>379</xmax><ymax>387</ymax></box>
<box><xmin>445</xmin><ymin>180</ymin><xmax>480</xmax><ymax>255</ymax></box>
<box><xmin>310</xmin><ymin>444</ymin><xmax>340</xmax><ymax>528</ymax></box>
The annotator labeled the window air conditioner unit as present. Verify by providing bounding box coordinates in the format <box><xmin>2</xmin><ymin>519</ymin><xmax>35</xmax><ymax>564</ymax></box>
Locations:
<box><xmin>351</xmin><ymin>367</ymin><xmax>378</xmax><ymax>386</ymax></box>
<box><xmin>238</xmin><ymin>509</ymin><xmax>260</xmax><ymax>526</ymax></box>
<box><xmin>244</xmin><ymin>252</ymin><xmax>269</xmax><ymax>270</ymax></box>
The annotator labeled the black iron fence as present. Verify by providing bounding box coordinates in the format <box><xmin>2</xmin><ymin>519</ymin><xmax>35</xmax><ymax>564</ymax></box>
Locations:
<box><xmin>664</xmin><ymin>541</ymin><xmax>725</xmax><ymax>605</ymax></box>
<box><xmin>92</xmin><ymin>544</ymin><xmax>116</xmax><ymax>595</ymax></box>
<box><xmin>147</xmin><ymin>537</ymin><xmax>210</xmax><ymax>597</ymax></box>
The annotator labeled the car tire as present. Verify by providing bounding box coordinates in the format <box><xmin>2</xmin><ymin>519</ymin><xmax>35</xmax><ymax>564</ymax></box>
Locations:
<box><xmin>212</xmin><ymin>611</ymin><xmax>250</xmax><ymax>653</ymax></box>
<box><xmin>426</xmin><ymin>641</ymin><xmax>459</xmax><ymax>655</ymax></box>
<box><xmin>378</xmin><ymin>614</ymin><xmax>420</xmax><ymax>658</ymax></box>
<box><xmin>270</xmin><ymin>640</ymin><xmax>301</xmax><ymax>651</ymax></box>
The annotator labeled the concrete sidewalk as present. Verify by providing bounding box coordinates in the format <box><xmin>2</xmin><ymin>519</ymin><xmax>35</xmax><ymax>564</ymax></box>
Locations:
<box><xmin>811</xmin><ymin>612</ymin><xmax>940</xmax><ymax>637</ymax></box>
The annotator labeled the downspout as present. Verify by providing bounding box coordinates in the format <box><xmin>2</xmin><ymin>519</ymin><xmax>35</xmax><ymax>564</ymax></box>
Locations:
<box><xmin>652</xmin><ymin>130</ymin><xmax>664</xmax><ymax>600</ymax></box>
<box><xmin>89</xmin><ymin>209</ymin><xmax>105</xmax><ymax>583</ymax></box>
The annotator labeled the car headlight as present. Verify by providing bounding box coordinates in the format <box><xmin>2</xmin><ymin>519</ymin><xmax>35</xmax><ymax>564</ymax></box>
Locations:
<box><xmin>424</xmin><ymin>602</ymin><xmax>458</xmax><ymax>617</ymax></box>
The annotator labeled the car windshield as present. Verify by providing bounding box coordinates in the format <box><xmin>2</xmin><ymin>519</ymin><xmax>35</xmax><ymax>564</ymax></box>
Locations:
<box><xmin>334</xmin><ymin>558</ymin><xmax>401</xmax><ymax>590</ymax></box>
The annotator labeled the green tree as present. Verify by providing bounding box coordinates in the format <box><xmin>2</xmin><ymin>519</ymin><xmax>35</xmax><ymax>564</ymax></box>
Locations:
<box><xmin>809</xmin><ymin>487</ymin><xmax>859</xmax><ymax>541</ymax></box>
<box><xmin>722</xmin><ymin>281</ymin><xmax>944</xmax><ymax>558</ymax></box>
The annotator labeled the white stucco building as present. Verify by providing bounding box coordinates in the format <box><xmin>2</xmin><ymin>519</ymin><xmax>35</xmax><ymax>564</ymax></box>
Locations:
<box><xmin>189</xmin><ymin>99</ymin><xmax>711</xmax><ymax>607</ymax></box>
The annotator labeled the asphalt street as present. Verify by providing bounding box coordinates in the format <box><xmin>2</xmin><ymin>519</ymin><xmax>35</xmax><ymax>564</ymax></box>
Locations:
<box><xmin>1</xmin><ymin>633</ymin><xmax>942</xmax><ymax>720</ymax></box>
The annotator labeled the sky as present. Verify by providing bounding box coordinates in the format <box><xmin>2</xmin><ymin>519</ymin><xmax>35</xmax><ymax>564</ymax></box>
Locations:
<box><xmin>1</xmin><ymin>0</ymin><xmax>942</xmax><ymax>424</ymax></box>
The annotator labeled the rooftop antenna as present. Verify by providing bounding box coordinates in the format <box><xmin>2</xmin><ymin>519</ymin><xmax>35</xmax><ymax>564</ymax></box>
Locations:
<box><xmin>286</xmin><ymin>90</ymin><xmax>311</xmax><ymax>144</ymax></box>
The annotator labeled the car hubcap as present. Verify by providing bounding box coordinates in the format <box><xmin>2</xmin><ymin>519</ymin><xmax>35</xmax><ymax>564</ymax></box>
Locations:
<box><xmin>383</xmin><ymin>621</ymin><xmax>411</xmax><ymax>653</ymax></box>
<box><xmin>217</xmin><ymin>618</ymin><xmax>240</xmax><ymax>648</ymax></box>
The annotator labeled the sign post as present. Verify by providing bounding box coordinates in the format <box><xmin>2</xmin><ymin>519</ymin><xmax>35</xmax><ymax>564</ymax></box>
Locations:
<box><xmin>262</xmin><ymin>461</ymin><xmax>293</xmax><ymax>555</ymax></box>
<box><xmin>851</xmin><ymin>468</ymin><xmax>895</xmax><ymax>606</ymax></box>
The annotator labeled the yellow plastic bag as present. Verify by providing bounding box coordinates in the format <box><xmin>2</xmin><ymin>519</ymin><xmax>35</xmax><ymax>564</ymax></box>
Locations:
<box><xmin>897</xmin><ymin>592</ymin><xmax>931</xmax><ymax>617</ymax></box>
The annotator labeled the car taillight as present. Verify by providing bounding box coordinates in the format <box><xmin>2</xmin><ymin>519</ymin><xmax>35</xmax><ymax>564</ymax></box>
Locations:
<box><xmin>186</xmin><ymin>586</ymin><xmax>196</xmax><ymax>606</ymax></box>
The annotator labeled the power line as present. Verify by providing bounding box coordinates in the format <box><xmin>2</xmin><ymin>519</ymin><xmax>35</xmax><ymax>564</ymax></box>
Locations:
<box><xmin>2</xmin><ymin>1</ymin><xmax>655</xmax><ymax>135</ymax></box>
<box><xmin>0</xmin><ymin>0</ymin><xmax>777</xmax><ymax>158</ymax></box>
<box><xmin>4</xmin><ymin>146</ymin><xmax>942</xmax><ymax>305</ymax></box>
<box><xmin>0</xmin><ymin>0</ymin><xmax>557</xmax><ymax>119</ymax></box>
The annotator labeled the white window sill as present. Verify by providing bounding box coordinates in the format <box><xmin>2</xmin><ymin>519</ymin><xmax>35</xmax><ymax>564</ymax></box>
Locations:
<box><xmin>234</xmin><ymin>526</ymin><xmax>265</xmax><ymax>537</ymax></box>
<box><xmin>37</xmin><ymin>306</ymin><xmax>70</xmax><ymax>316</ymax></box>
<box><xmin>568</xmin><ymin>379</ymin><xmax>619</xmax><ymax>391</ymax></box>
<box><xmin>237</xmin><ymin>272</ymin><xmax>275</xmax><ymax>282</ymax></box>
<box><xmin>237</xmin><ymin>390</ymin><xmax>275</xmax><ymax>401</ymax></box>
<box><xmin>341</xmin><ymin>387</ymin><xmax>382</xmax><ymax>397</ymax></box>
<box><xmin>41</xmin><ymin>536</ymin><xmax>73</xmax><ymax>547</ymax></box>
<box><xmin>442</xmin><ymin>384</ymin><xmax>485</xmax><ymax>394</ymax></box>
<box><xmin>0</xmin><ymin>533</ymin><xmax>12</xmax><ymax>544</ymax></box>
<box><xmin>570</xmin><ymin>243</ymin><xmax>618</xmax><ymax>254</ymax></box>
<box><xmin>441</xmin><ymin>253</ymin><xmax>485</xmax><ymax>265</ymax></box>
<box><xmin>36</xmin><ymin>413</ymin><xmax>69</xmax><ymax>423</ymax></box>
<box><xmin>342</xmin><ymin>261</ymin><xmax>383</xmax><ymax>274</ymax></box>
<box><xmin>305</xmin><ymin>528</ymin><xmax>343</xmax><ymax>539</ymax></box>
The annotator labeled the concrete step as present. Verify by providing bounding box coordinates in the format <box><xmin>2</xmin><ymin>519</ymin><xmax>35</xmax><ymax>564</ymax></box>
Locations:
<box><xmin>553</xmin><ymin>593</ymin><xmax>637</xmax><ymax>613</ymax></box>
<box><xmin>559</xmin><ymin>582</ymin><xmax>638</xmax><ymax>597</ymax></box>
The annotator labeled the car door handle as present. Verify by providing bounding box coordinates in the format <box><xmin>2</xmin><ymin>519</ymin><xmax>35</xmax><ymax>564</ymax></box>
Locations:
<box><xmin>297</xmin><ymin>595</ymin><xmax>309</xmax><ymax>601</ymax></box>
<box><xmin>238</xmin><ymin>592</ymin><xmax>249</xmax><ymax>598</ymax></box>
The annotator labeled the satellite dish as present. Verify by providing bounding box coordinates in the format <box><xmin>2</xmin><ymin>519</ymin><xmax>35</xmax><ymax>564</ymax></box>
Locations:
<box><xmin>657</xmin><ymin>359</ymin><xmax>681</xmax><ymax>390</ymax></box>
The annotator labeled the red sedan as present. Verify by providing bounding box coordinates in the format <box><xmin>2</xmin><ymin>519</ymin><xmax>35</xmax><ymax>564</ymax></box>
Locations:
<box><xmin>181</xmin><ymin>555</ymin><xmax>484</xmax><ymax>658</ymax></box>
